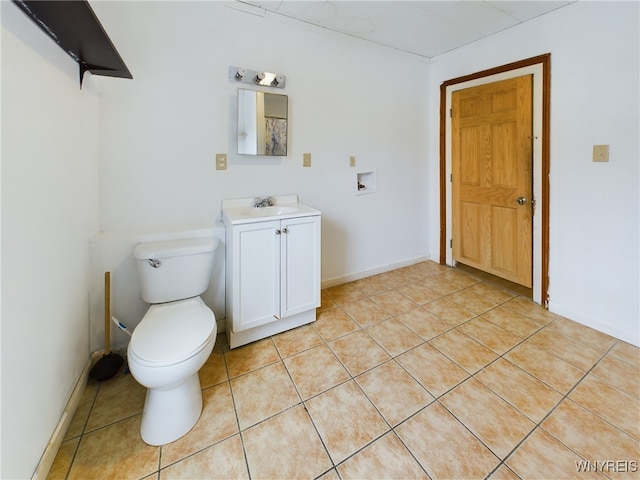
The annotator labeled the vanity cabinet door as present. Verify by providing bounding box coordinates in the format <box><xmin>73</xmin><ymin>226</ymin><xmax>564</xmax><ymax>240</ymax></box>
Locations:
<box><xmin>232</xmin><ymin>220</ymin><xmax>280</xmax><ymax>332</ymax></box>
<box><xmin>280</xmin><ymin>215</ymin><xmax>321</xmax><ymax>318</ymax></box>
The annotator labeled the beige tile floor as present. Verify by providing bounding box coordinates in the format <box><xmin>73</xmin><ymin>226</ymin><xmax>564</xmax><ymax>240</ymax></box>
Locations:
<box><xmin>48</xmin><ymin>261</ymin><xmax>640</xmax><ymax>480</ymax></box>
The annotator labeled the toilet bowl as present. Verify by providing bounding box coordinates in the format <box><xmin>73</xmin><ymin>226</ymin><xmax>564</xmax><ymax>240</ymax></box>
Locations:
<box><xmin>128</xmin><ymin>297</ymin><xmax>216</xmax><ymax>445</ymax></box>
<box><xmin>128</xmin><ymin>235</ymin><xmax>219</xmax><ymax>446</ymax></box>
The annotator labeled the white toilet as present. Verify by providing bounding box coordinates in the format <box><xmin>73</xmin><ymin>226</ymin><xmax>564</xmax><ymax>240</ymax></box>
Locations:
<box><xmin>128</xmin><ymin>235</ymin><xmax>218</xmax><ymax>446</ymax></box>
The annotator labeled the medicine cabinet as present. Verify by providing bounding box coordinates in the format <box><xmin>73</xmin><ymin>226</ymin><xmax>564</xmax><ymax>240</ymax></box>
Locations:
<box><xmin>237</xmin><ymin>89</ymin><xmax>288</xmax><ymax>156</ymax></box>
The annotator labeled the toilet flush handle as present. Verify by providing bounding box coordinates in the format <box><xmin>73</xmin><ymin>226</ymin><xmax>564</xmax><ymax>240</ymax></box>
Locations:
<box><xmin>147</xmin><ymin>259</ymin><xmax>162</xmax><ymax>268</ymax></box>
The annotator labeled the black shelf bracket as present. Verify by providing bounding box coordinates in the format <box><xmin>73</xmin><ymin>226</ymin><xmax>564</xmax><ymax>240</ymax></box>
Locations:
<box><xmin>14</xmin><ymin>0</ymin><xmax>133</xmax><ymax>88</ymax></box>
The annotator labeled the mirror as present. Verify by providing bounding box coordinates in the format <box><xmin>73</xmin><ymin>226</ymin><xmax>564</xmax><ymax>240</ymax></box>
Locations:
<box><xmin>237</xmin><ymin>88</ymin><xmax>288</xmax><ymax>156</ymax></box>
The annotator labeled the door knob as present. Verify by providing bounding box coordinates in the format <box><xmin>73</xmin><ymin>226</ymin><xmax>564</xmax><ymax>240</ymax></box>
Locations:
<box><xmin>517</xmin><ymin>197</ymin><xmax>527</xmax><ymax>205</ymax></box>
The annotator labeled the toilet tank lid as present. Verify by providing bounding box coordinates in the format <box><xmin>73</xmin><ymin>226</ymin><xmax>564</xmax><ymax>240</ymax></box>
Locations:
<box><xmin>134</xmin><ymin>237</ymin><xmax>219</xmax><ymax>260</ymax></box>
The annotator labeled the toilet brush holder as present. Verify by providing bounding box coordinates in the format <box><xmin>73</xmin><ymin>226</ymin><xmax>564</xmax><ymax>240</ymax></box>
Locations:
<box><xmin>90</xmin><ymin>272</ymin><xmax>124</xmax><ymax>381</ymax></box>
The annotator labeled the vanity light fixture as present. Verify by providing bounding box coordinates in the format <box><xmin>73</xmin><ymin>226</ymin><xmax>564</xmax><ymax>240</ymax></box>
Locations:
<box><xmin>229</xmin><ymin>66</ymin><xmax>286</xmax><ymax>89</ymax></box>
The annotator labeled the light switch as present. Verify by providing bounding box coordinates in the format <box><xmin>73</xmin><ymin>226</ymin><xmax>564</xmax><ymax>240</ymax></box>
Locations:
<box><xmin>216</xmin><ymin>153</ymin><xmax>227</xmax><ymax>170</ymax></box>
<box><xmin>349</xmin><ymin>155</ymin><xmax>356</xmax><ymax>167</ymax></box>
<box><xmin>303</xmin><ymin>153</ymin><xmax>311</xmax><ymax>167</ymax></box>
<box><xmin>592</xmin><ymin>145</ymin><xmax>609</xmax><ymax>163</ymax></box>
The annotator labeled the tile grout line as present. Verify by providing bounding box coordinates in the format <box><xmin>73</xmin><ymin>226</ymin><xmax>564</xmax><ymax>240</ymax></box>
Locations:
<box><xmin>328</xmin><ymin>282</ymin><xmax>636</xmax><ymax>480</ymax></box>
<box><xmin>233</xmin><ymin>269</ymin><xmax>620</xmax><ymax>479</ymax></box>
<box><xmin>321</xmin><ymin>274</ymin><xmax>514</xmax><ymax>478</ymax></box>
<box><xmin>328</xmin><ymin>274</ymin><xmax>595</xmax><ymax>479</ymax></box>
<box><xmin>386</xmin><ymin>307</ymin><xmax>548</xmax><ymax>478</ymax></box>
<box><xmin>280</xmin><ymin>297</ymin><xmax>432</xmax><ymax>478</ymax></box>
<box><xmin>490</xmin><ymin>339</ymin><xmax>629</xmax><ymax>479</ymax></box>
<box><xmin>58</xmin><ymin>263</ymin><xmax>638</xmax><ymax>480</ymax></box>
<box><xmin>156</xmin><ymin>343</ymin><xmax>248</xmax><ymax>474</ymax></box>
<box><xmin>301</xmin><ymin>314</ymin><xmax>387</xmax><ymax>478</ymax></box>
<box><xmin>61</xmin><ymin>382</ymin><xmax>101</xmax><ymax>480</ymax></box>
<box><xmin>270</xmin><ymin>336</ymin><xmax>339</xmax><ymax>478</ymax></box>
<box><xmin>220</xmin><ymin>344</ymin><xmax>252</xmax><ymax>480</ymax></box>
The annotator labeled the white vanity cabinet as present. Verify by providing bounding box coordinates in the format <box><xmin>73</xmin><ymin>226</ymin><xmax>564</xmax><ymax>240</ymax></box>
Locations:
<box><xmin>222</xmin><ymin>196</ymin><xmax>321</xmax><ymax>348</ymax></box>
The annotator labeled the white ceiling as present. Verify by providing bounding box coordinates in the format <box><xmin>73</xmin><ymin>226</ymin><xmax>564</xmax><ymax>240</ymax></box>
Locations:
<box><xmin>234</xmin><ymin>1</ymin><xmax>574</xmax><ymax>58</ymax></box>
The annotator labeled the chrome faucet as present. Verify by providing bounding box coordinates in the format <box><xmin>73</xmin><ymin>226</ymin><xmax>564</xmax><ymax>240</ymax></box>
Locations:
<box><xmin>254</xmin><ymin>196</ymin><xmax>274</xmax><ymax>208</ymax></box>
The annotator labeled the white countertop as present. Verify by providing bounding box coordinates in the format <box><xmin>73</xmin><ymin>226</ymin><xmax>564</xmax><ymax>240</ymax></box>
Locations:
<box><xmin>222</xmin><ymin>195</ymin><xmax>321</xmax><ymax>225</ymax></box>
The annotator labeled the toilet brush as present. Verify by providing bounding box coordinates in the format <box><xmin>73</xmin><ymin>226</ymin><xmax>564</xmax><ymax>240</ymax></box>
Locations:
<box><xmin>89</xmin><ymin>272</ymin><xmax>124</xmax><ymax>381</ymax></box>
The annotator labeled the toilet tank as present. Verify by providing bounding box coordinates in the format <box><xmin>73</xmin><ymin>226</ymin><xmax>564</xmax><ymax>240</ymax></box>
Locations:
<box><xmin>133</xmin><ymin>236</ymin><xmax>218</xmax><ymax>304</ymax></box>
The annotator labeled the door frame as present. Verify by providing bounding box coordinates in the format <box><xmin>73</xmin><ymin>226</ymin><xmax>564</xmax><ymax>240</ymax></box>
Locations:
<box><xmin>439</xmin><ymin>54</ymin><xmax>550</xmax><ymax>305</ymax></box>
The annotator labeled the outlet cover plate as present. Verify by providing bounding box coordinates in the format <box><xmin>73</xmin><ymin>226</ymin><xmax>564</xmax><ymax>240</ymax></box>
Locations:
<box><xmin>216</xmin><ymin>153</ymin><xmax>227</xmax><ymax>170</ymax></box>
<box><xmin>592</xmin><ymin>145</ymin><xmax>609</xmax><ymax>162</ymax></box>
<box><xmin>303</xmin><ymin>153</ymin><xmax>311</xmax><ymax>167</ymax></box>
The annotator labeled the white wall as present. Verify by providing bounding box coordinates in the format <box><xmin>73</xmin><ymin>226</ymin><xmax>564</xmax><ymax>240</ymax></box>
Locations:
<box><xmin>427</xmin><ymin>1</ymin><xmax>640</xmax><ymax>345</ymax></box>
<box><xmin>3</xmin><ymin>1</ymin><xmax>636</xmax><ymax>476</ymax></box>
<box><xmin>89</xmin><ymin>1</ymin><xmax>431</xmax><ymax>352</ymax></box>
<box><xmin>1</xmin><ymin>3</ymin><xmax>101</xmax><ymax>478</ymax></box>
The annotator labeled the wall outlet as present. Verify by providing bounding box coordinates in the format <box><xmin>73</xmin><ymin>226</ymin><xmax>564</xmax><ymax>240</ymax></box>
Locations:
<box><xmin>303</xmin><ymin>153</ymin><xmax>311</xmax><ymax>167</ymax></box>
<box><xmin>349</xmin><ymin>155</ymin><xmax>356</xmax><ymax>167</ymax></box>
<box><xmin>592</xmin><ymin>145</ymin><xmax>609</xmax><ymax>162</ymax></box>
<box><xmin>216</xmin><ymin>153</ymin><xmax>227</xmax><ymax>170</ymax></box>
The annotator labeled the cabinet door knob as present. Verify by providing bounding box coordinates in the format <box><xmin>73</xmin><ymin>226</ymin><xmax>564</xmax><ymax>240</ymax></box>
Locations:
<box><xmin>275</xmin><ymin>229</ymin><xmax>281</xmax><ymax>235</ymax></box>
<box><xmin>282</xmin><ymin>227</ymin><xmax>289</xmax><ymax>234</ymax></box>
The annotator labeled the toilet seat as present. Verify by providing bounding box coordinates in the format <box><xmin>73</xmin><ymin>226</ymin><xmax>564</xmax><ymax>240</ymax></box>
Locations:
<box><xmin>129</xmin><ymin>298</ymin><xmax>216</xmax><ymax>367</ymax></box>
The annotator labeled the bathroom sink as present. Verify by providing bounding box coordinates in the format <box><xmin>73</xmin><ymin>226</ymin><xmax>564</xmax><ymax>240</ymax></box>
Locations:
<box><xmin>221</xmin><ymin>196</ymin><xmax>321</xmax><ymax>225</ymax></box>
<box><xmin>240</xmin><ymin>206</ymin><xmax>300</xmax><ymax>217</ymax></box>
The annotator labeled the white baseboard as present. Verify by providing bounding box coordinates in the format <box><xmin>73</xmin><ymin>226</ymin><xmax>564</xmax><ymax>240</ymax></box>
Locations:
<box><xmin>321</xmin><ymin>255</ymin><xmax>432</xmax><ymax>290</ymax></box>
<box><xmin>548</xmin><ymin>302</ymin><xmax>639</xmax><ymax>347</ymax></box>
<box><xmin>32</xmin><ymin>351</ymin><xmax>101</xmax><ymax>479</ymax></box>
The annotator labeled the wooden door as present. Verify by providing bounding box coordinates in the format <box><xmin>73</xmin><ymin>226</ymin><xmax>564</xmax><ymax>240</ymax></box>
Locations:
<box><xmin>452</xmin><ymin>75</ymin><xmax>533</xmax><ymax>287</ymax></box>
